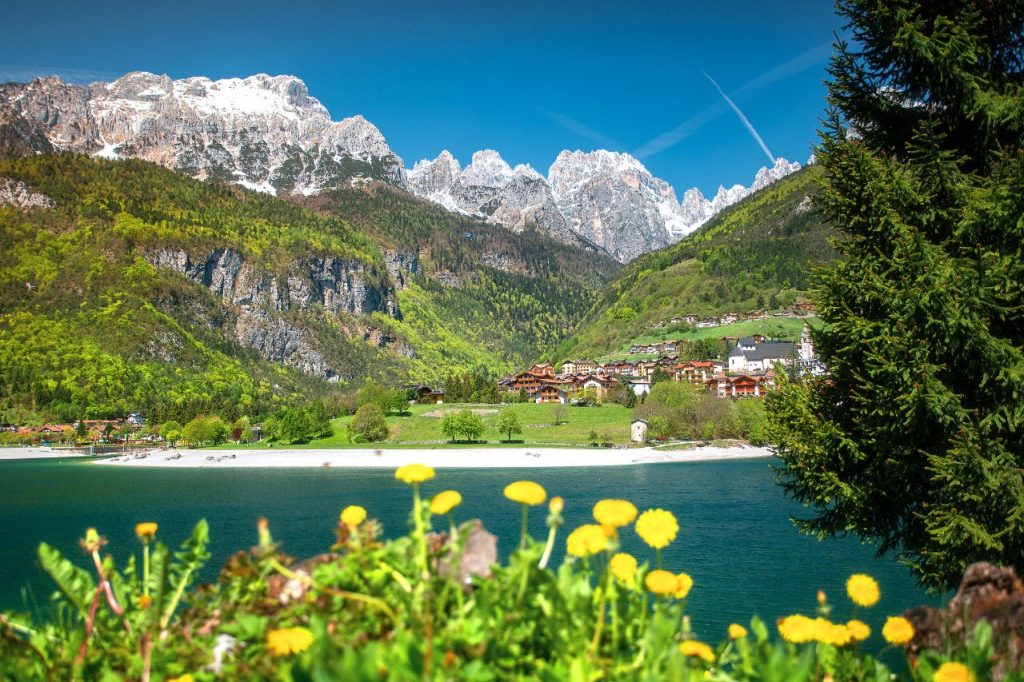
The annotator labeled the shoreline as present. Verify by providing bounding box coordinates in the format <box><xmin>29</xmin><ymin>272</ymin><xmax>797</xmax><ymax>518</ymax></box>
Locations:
<box><xmin>0</xmin><ymin>447</ymin><xmax>86</xmax><ymax>461</ymax></box>
<box><xmin>82</xmin><ymin>444</ymin><xmax>774</xmax><ymax>468</ymax></box>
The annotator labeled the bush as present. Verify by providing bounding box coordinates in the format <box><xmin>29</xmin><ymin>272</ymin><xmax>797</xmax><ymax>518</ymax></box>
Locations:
<box><xmin>349</xmin><ymin>404</ymin><xmax>389</xmax><ymax>442</ymax></box>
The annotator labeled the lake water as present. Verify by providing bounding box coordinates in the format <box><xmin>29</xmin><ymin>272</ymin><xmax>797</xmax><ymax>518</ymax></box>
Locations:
<box><xmin>0</xmin><ymin>457</ymin><xmax>939</xmax><ymax>643</ymax></box>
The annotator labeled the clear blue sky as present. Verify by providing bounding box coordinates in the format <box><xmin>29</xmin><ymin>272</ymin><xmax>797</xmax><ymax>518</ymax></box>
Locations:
<box><xmin>0</xmin><ymin>0</ymin><xmax>843</xmax><ymax>197</ymax></box>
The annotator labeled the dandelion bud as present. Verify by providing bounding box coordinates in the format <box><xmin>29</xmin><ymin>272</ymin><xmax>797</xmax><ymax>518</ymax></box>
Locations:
<box><xmin>80</xmin><ymin>527</ymin><xmax>104</xmax><ymax>553</ymax></box>
<box><xmin>138</xmin><ymin>594</ymin><xmax>152</xmax><ymax>609</ymax></box>
<box><xmin>257</xmin><ymin>516</ymin><xmax>273</xmax><ymax>549</ymax></box>
<box><xmin>549</xmin><ymin>496</ymin><xmax>564</xmax><ymax>514</ymax></box>
<box><xmin>817</xmin><ymin>589</ymin><xmax>827</xmax><ymax>605</ymax></box>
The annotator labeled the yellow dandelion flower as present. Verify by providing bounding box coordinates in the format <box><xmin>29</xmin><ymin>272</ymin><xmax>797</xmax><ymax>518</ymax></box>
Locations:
<box><xmin>674</xmin><ymin>572</ymin><xmax>693</xmax><ymax>599</ymax></box>
<box><xmin>430</xmin><ymin>490</ymin><xmax>462</xmax><ymax>515</ymax></box>
<box><xmin>549</xmin><ymin>496</ymin><xmax>564</xmax><ymax>514</ymax></box>
<box><xmin>134</xmin><ymin>522</ymin><xmax>158</xmax><ymax>541</ymax></box>
<box><xmin>138</xmin><ymin>594</ymin><xmax>152</xmax><ymax>609</ymax></box>
<box><xmin>644</xmin><ymin>569</ymin><xmax>679</xmax><ymax>596</ymax></box>
<box><xmin>812</xmin><ymin>618</ymin><xmax>852</xmax><ymax>646</ymax></box>
<box><xmin>167</xmin><ymin>675</ymin><xmax>194</xmax><ymax>682</ymax></box>
<box><xmin>934</xmin><ymin>662</ymin><xmax>974</xmax><ymax>682</ymax></box>
<box><xmin>566</xmin><ymin>524</ymin><xmax>608</xmax><ymax>557</ymax></box>
<box><xmin>267</xmin><ymin>627</ymin><xmax>314</xmax><ymax>656</ymax></box>
<box><xmin>881</xmin><ymin>616</ymin><xmax>914</xmax><ymax>645</ymax></box>
<box><xmin>340</xmin><ymin>505</ymin><xmax>366</xmax><ymax>528</ymax></box>
<box><xmin>846</xmin><ymin>573</ymin><xmax>880</xmax><ymax>607</ymax></box>
<box><xmin>504</xmin><ymin>480</ymin><xmax>547</xmax><ymax>506</ymax></box>
<box><xmin>609</xmin><ymin>553</ymin><xmax>637</xmax><ymax>582</ymax></box>
<box><xmin>678</xmin><ymin>640</ymin><xmax>715</xmax><ymax>663</ymax></box>
<box><xmin>635</xmin><ymin>508</ymin><xmax>679</xmax><ymax>549</ymax></box>
<box><xmin>778</xmin><ymin>614</ymin><xmax>816</xmax><ymax>643</ymax></box>
<box><xmin>728</xmin><ymin>623</ymin><xmax>748</xmax><ymax>639</ymax></box>
<box><xmin>395</xmin><ymin>463</ymin><xmax>435</xmax><ymax>484</ymax></box>
<box><xmin>593</xmin><ymin>499</ymin><xmax>638</xmax><ymax>528</ymax></box>
<box><xmin>846</xmin><ymin>619</ymin><xmax>870</xmax><ymax>642</ymax></box>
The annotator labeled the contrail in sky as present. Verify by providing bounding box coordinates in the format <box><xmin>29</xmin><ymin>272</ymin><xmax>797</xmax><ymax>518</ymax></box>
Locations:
<box><xmin>701</xmin><ymin>70</ymin><xmax>776</xmax><ymax>164</ymax></box>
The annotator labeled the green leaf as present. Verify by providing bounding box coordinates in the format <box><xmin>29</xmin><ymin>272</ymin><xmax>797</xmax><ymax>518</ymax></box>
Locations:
<box><xmin>37</xmin><ymin>542</ymin><xmax>95</xmax><ymax>612</ymax></box>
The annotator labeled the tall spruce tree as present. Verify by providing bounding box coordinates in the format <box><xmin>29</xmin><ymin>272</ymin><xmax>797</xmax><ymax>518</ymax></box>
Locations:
<box><xmin>766</xmin><ymin>0</ymin><xmax>1024</xmax><ymax>589</ymax></box>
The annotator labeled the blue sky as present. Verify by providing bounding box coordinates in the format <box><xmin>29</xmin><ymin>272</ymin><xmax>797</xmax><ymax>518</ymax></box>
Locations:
<box><xmin>0</xmin><ymin>0</ymin><xmax>843</xmax><ymax>197</ymax></box>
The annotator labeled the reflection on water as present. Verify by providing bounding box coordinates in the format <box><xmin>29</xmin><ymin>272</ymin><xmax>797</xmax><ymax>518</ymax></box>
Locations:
<box><xmin>0</xmin><ymin>457</ymin><xmax>938</xmax><ymax>642</ymax></box>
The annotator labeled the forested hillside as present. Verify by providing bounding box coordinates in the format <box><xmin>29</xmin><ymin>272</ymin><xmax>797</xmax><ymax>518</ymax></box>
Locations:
<box><xmin>295</xmin><ymin>183</ymin><xmax>620</xmax><ymax>376</ymax></box>
<box><xmin>554</xmin><ymin>166</ymin><xmax>836</xmax><ymax>359</ymax></box>
<box><xmin>0</xmin><ymin>155</ymin><xmax>620</xmax><ymax>424</ymax></box>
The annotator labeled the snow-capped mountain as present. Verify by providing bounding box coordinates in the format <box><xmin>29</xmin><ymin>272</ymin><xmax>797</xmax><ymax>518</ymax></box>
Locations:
<box><xmin>1</xmin><ymin>71</ymin><xmax>803</xmax><ymax>263</ymax></box>
<box><xmin>0</xmin><ymin>71</ymin><xmax>406</xmax><ymax>192</ymax></box>
<box><xmin>409</xmin><ymin>150</ymin><xmax>802</xmax><ymax>262</ymax></box>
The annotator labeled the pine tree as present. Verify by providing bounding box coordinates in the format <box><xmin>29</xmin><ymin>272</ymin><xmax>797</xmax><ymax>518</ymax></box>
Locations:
<box><xmin>766</xmin><ymin>0</ymin><xmax>1024</xmax><ymax>589</ymax></box>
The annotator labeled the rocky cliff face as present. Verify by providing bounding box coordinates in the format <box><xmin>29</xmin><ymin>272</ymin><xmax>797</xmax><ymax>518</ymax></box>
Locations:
<box><xmin>0</xmin><ymin>72</ymin><xmax>406</xmax><ymax>192</ymax></box>
<box><xmin>145</xmin><ymin>247</ymin><xmax>400</xmax><ymax>378</ymax></box>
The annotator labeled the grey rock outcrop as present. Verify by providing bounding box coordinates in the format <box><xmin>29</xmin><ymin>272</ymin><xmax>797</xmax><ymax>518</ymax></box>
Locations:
<box><xmin>0</xmin><ymin>178</ymin><xmax>54</xmax><ymax>209</ymax></box>
<box><xmin>146</xmin><ymin>247</ymin><xmax>399</xmax><ymax>377</ymax></box>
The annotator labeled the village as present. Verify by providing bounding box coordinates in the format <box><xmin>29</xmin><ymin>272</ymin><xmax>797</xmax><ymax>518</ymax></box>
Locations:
<box><xmin>498</xmin><ymin>324</ymin><xmax>822</xmax><ymax>405</ymax></box>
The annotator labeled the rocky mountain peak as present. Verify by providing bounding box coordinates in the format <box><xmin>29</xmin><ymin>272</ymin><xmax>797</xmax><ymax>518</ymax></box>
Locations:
<box><xmin>1</xmin><ymin>71</ymin><xmax>406</xmax><ymax>193</ymax></box>
<box><xmin>461</xmin><ymin>149</ymin><xmax>514</xmax><ymax>188</ymax></box>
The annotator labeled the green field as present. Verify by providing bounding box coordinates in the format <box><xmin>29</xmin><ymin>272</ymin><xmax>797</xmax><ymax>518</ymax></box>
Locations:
<box><xmin>217</xmin><ymin>402</ymin><xmax>636</xmax><ymax>449</ymax></box>
<box><xmin>600</xmin><ymin>316</ymin><xmax>815</xmax><ymax>361</ymax></box>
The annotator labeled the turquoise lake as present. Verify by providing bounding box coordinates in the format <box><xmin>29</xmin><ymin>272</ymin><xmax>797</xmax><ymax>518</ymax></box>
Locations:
<box><xmin>0</xmin><ymin>456</ymin><xmax>939</xmax><ymax>643</ymax></box>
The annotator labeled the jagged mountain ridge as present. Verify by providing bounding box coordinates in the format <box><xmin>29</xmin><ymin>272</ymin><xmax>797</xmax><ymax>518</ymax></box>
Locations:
<box><xmin>408</xmin><ymin>149</ymin><xmax>802</xmax><ymax>262</ymax></box>
<box><xmin>1</xmin><ymin>71</ymin><xmax>802</xmax><ymax>264</ymax></box>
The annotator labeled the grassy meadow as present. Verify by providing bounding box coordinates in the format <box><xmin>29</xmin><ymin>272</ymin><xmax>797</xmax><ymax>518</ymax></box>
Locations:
<box><xmin>216</xmin><ymin>401</ymin><xmax>636</xmax><ymax>449</ymax></box>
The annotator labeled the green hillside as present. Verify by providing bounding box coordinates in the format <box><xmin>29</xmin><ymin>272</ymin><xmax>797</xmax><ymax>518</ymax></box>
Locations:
<box><xmin>0</xmin><ymin>155</ymin><xmax>620</xmax><ymax>424</ymax></box>
<box><xmin>554</xmin><ymin>166</ymin><xmax>835</xmax><ymax>360</ymax></box>
<box><xmin>298</xmin><ymin>183</ymin><xmax>619</xmax><ymax>377</ymax></box>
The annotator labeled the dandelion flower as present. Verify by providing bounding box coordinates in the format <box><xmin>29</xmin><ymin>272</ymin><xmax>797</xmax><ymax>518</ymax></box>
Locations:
<box><xmin>644</xmin><ymin>569</ymin><xmax>679</xmax><ymax>596</ymax></box>
<box><xmin>593</xmin><ymin>499</ymin><xmax>638</xmax><ymax>528</ymax></box>
<box><xmin>566</xmin><ymin>524</ymin><xmax>608</xmax><ymax>557</ymax></box>
<box><xmin>395</xmin><ymin>463</ymin><xmax>435</xmax><ymax>484</ymax></box>
<box><xmin>635</xmin><ymin>509</ymin><xmax>679</xmax><ymax>549</ymax></box>
<box><xmin>504</xmin><ymin>481</ymin><xmax>546</xmax><ymax>506</ymax></box>
<box><xmin>674</xmin><ymin>572</ymin><xmax>693</xmax><ymax>599</ymax></box>
<box><xmin>813</xmin><ymin>618</ymin><xmax>852</xmax><ymax>646</ymax></box>
<box><xmin>430</xmin><ymin>490</ymin><xmax>462</xmax><ymax>516</ymax></box>
<box><xmin>135</xmin><ymin>522</ymin><xmax>158</xmax><ymax>541</ymax></box>
<box><xmin>728</xmin><ymin>623</ymin><xmax>748</xmax><ymax>639</ymax></box>
<box><xmin>846</xmin><ymin>619</ymin><xmax>870</xmax><ymax>642</ymax></box>
<box><xmin>881</xmin><ymin>616</ymin><xmax>914</xmax><ymax>645</ymax></box>
<box><xmin>934</xmin><ymin>662</ymin><xmax>974</xmax><ymax>682</ymax></box>
<box><xmin>678</xmin><ymin>640</ymin><xmax>715</xmax><ymax>663</ymax></box>
<box><xmin>138</xmin><ymin>594</ymin><xmax>152</xmax><ymax>609</ymax></box>
<box><xmin>609</xmin><ymin>553</ymin><xmax>637</xmax><ymax>582</ymax></box>
<box><xmin>167</xmin><ymin>675</ymin><xmax>194</xmax><ymax>682</ymax></box>
<box><xmin>778</xmin><ymin>614</ymin><xmax>816</xmax><ymax>643</ymax></box>
<box><xmin>267</xmin><ymin>627</ymin><xmax>314</xmax><ymax>656</ymax></box>
<box><xmin>340</xmin><ymin>505</ymin><xmax>366</xmax><ymax>528</ymax></box>
<box><xmin>549</xmin><ymin>496</ymin><xmax>564</xmax><ymax>514</ymax></box>
<box><xmin>846</xmin><ymin>573</ymin><xmax>880</xmax><ymax>607</ymax></box>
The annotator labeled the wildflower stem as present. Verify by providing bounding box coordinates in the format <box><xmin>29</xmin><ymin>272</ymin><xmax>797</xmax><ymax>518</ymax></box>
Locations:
<box><xmin>655</xmin><ymin>548</ymin><xmax>662</xmax><ymax>570</ymax></box>
<box><xmin>448</xmin><ymin>514</ymin><xmax>465</xmax><ymax>617</ymax></box>
<box><xmin>589</xmin><ymin>562</ymin><xmax>611</xmax><ymax>658</ymax></box>
<box><xmin>519</xmin><ymin>504</ymin><xmax>529</xmax><ymax>550</ymax></box>
<box><xmin>538</xmin><ymin>523</ymin><xmax>558</xmax><ymax>569</ymax></box>
<box><xmin>142</xmin><ymin>543</ymin><xmax>150</xmax><ymax>598</ymax></box>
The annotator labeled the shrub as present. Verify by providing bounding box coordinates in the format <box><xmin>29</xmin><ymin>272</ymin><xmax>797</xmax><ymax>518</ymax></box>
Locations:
<box><xmin>349</xmin><ymin>404</ymin><xmax>389</xmax><ymax>442</ymax></box>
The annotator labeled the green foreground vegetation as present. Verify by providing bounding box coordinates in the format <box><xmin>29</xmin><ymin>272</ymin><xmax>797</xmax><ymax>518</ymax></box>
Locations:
<box><xmin>0</xmin><ymin>472</ymin><xmax>1007</xmax><ymax>681</ymax></box>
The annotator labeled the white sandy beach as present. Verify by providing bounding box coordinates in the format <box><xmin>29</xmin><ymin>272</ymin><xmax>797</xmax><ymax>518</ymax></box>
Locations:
<box><xmin>82</xmin><ymin>444</ymin><xmax>774</xmax><ymax>468</ymax></box>
<box><xmin>0</xmin><ymin>447</ymin><xmax>86</xmax><ymax>461</ymax></box>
